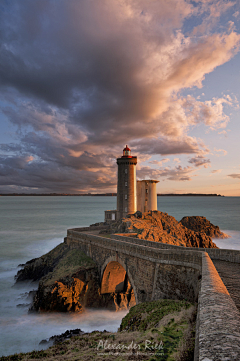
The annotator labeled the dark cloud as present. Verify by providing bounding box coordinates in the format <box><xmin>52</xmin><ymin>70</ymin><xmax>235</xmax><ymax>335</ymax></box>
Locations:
<box><xmin>137</xmin><ymin>165</ymin><xmax>196</xmax><ymax>181</ymax></box>
<box><xmin>228</xmin><ymin>174</ymin><xmax>240</xmax><ymax>179</ymax></box>
<box><xmin>188</xmin><ymin>155</ymin><xmax>211</xmax><ymax>168</ymax></box>
<box><xmin>0</xmin><ymin>0</ymin><xmax>238</xmax><ymax>192</ymax></box>
<box><xmin>0</xmin><ymin>155</ymin><xmax>117</xmax><ymax>193</ymax></box>
<box><xmin>133</xmin><ymin>137</ymin><xmax>206</xmax><ymax>155</ymax></box>
<box><xmin>0</xmin><ymin>143</ymin><xmax>22</xmax><ymax>153</ymax></box>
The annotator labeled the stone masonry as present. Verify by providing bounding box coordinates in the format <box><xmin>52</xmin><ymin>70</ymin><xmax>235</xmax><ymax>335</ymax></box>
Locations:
<box><xmin>116</xmin><ymin>156</ymin><xmax>137</xmax><ymax>220</ymax></box>
<box><xmin>66</xmin><ymin>228</ymin><xmax>202</xmax><ymax>304</ymax></box>
<box><xmin>65</xmin><ymin>228</ymin><xmax>240</xmax><ymax>360</ymax></box>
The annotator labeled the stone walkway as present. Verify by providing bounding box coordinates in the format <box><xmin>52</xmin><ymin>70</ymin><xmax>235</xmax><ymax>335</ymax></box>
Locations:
<box><xmin>212</xmin><ymin>259</ymin><xmax>240</xmax><ymax>312</ymax></box>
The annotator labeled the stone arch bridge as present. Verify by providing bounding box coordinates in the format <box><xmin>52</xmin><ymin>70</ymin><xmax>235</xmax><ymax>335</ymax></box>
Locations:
<box><xmin>66</xmin><ymin>228</ymin><xmax>202</xmax><ymax>304</ymax></box>
<box><xmin>65</xmin><ymin>227</ymin><xmax>240</xmax><ymax>360</ymax></box>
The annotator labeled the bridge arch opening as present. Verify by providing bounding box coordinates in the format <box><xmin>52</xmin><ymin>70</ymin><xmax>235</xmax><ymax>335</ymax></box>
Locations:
<box><xmin>101</xmin><ymin>261</ymin><xmax>127</xmax><ymax>294</ymax></box>
<box><xmin>101</xmin><ymin>260</ymin><xmax>136</xmax><ymax>310</ymax></box>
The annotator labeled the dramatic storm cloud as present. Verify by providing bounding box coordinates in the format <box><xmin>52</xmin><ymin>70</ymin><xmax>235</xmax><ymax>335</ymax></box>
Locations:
<box><xmin>0</xmin><ymin>0</ymin><xmax>240</xmax><ymax>194</ymax></box>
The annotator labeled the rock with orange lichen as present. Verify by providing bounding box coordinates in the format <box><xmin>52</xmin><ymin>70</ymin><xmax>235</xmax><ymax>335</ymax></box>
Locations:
<box><xmin>33</xmin><ymin>267</ymin><xmax>103</xmax><ymax>312</ymax></box>
<box><xmin>113</xmin><ymin>211</ymin><xmax>219</xmax><ymax>248</ymax></box>
<box><xmin>33</xmin><ymin>266</ymin><xmax>136</xmax><ymax>312</ymax></box>
<box><xmin>180</xmin><ymin>216</ymin><xmax>229</xmax><ymax>239</ymax></box>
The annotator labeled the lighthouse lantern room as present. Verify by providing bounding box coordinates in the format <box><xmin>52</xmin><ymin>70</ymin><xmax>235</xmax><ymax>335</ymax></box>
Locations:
<box><xmin>122</xmin><ymin>145</ymin><xmax>132</xmax><ymax>158</ymax></box>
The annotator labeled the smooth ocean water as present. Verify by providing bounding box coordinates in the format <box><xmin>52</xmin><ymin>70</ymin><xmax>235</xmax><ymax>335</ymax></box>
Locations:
<box><xmin>0</xmin><ymin>196</ymin><xmax>239</xmax><ymax>356</ymax></box>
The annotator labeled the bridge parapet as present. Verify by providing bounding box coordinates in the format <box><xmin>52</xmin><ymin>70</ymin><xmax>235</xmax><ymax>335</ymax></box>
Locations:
<box><xmin>195</xmin><ymin>252</ymin><xmax>240</xmax><ymax>360</ymax></box>
<box><xmin>112</xmin><ymin>233</ymin><xmax>240</xmax><ymax>263</ymax></box>
<box><xmin>67</xmin><ymin>229</ymin><xmax>202</xmax><ymax>270</ymax></box>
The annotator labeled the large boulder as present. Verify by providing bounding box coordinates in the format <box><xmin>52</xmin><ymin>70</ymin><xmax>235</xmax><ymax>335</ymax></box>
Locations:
<box><xmin>180</xmin><ymin>216</ymin><xmax>229</xmax><ymax>239</ymax></box>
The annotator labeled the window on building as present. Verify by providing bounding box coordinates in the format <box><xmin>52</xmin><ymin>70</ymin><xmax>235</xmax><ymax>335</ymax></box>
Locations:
<box><xmin>125</xmin><ymin>182</ymin><xmax>127</xmax><ymax>186</ymax></box>
<box><xmin>146</xmin><ymin>189</ymin><xmax>148</xmax><ymax>194</ymax></box>
<box><xmin>125</xmin><ymin>207</ymin><xmax>127</xmax><ymax>212</ymax></box>
<box><xmin>125</xmin><ymin>169</ymin><xmax>127</xmax><ymax>174</ymax></box>
<box><xmin>125</xmin><ymin>194</ymin><xmax>127</xmax><ymax>199</ymax></box>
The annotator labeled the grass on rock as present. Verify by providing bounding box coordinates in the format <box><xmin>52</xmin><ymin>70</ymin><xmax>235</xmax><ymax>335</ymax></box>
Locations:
<box><xmin>42</xmin><ymin>249</ymin><xmax>96</xmax><ymax>285</ymax></box>
<box><xmin>0</xmin><ymin>299</ymin><xmax>196</xmax><ymax>361</ymax></box>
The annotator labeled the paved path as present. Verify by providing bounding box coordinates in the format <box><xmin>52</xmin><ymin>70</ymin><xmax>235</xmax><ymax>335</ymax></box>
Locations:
<box><xmin>212</xmin><ymin>259</ymin><xmax>240</xmax><ymax>312</ymax></box>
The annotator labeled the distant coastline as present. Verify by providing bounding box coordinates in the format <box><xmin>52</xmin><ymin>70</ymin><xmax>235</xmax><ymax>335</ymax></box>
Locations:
<box><xmin>0</xmin><ymin>193</ymin><xmax>117</xmax><ymax>196</ymax></box>
<box><xmin>158</xmin><ymin>193</ymin><xmax>223</xmax><ymax>197</ymax></box>
<box><xmin>0</xmin><ymin>193</ymin><xmax>223</xmax><ymax>196</ymax></box>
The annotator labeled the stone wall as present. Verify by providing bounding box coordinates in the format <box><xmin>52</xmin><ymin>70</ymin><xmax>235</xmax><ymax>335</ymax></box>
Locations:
<box><xmin>195</xmin><ymin>252</ymin><xmax>240</xmax><ymax>360</ymax></box>
<box><xmin>153</xmin><ymin>263</ymin><xmax>200</xmax><ymax>302</ymax></box>
<box><xmin>116</xmin><ymin>157</ymin><xmax>137</xmax><ymax>219</ymax></box>
<box><xmin>112</xmin><ymin>233</ymin><xmax>240</xmax><ymax>263</ymax></box>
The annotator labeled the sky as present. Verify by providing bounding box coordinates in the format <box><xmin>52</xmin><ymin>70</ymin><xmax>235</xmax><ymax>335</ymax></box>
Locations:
<box><xmin>0</xmin><ymin>0</ymin><xmax>240</xmax><ymax>195</ymax></box>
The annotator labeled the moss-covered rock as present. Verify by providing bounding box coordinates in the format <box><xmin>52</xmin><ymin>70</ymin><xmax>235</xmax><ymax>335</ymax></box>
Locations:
<box><xmin>33</xmin><ymin>249</ymin><xmax>103</xmax><ymax>312</ymax></box>
<box><xmin>120</xmin><ymin>299</ymin><xmax>192</xmax><ymax>332</ymax></box>
<box><xmin>15</xmin><ymin>243</ymin><xmax>70</xmax><ymax>282</ymax></box>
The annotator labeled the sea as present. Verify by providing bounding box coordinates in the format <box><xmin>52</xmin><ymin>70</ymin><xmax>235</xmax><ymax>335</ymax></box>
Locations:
<box><xmin>0</xmin><ymin>195</ymin><xmax>240</xmax><ymax>357</ymax></box>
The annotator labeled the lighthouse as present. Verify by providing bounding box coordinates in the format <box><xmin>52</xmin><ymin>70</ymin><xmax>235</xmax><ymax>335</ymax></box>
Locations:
<box><xmin>104</xmin><ymin>145</ymin><xmax>159</xmax><ymax>222</ymax></box>
<box><xmin>116</xmin><ymin>145</ymin><xmax>137</xmax><ymax>220</ymax></box>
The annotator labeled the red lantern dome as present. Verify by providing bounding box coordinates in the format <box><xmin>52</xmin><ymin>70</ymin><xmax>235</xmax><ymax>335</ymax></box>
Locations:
<box><xmin>122</xmin><ymin>145</ymin><xmax>132</xmax><ymax>158</ymax></box>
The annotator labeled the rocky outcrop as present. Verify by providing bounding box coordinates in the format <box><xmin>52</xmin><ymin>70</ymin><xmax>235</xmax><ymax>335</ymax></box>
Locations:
<box><xmin>39</xmin><ymin>329</ymin><xmax>85</xmax><ymax>346</ymax></box>
<box><xmin>180</xmin><ymin>216</ymin><xmax>229</xmax><ymax>239</ymax></box>
<box><xmin>105</xmin><ymin>211</ymin><xmax>219</xmax><ymax>248</ymax></box>
<box><xmin>33</xmin><ymin>266</ymin><xmax>103</xmax><ymax>312</ymax></box>
<box><xmin>15</xmin><ymin>243</ymin><xmax>70</xmax><ymax>282</ymax></box>
<box><xmin>17</xmin><ymin>244</ymin><xmax>136</xmax><ymax>313</ymax></box>
<box><xmin>112</xmin><ymin>280</ymin><xmax>136</xmax><ymax>311</ymax></box>
<box><xmin>33</xmin><ymin>272</ymin><xmax>135</xmax><ymax>313</ymax></box>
